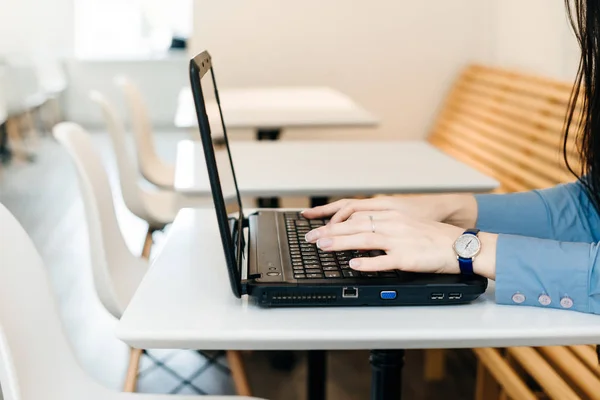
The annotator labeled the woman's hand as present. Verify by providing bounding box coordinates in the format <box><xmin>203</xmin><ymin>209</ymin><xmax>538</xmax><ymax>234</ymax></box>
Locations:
<box><xmin>301</xmin><ymin>194</ymin><xmax>478</xmax><ymax>228</ymax></box>
<box><xmin>304</xmin><ymin>210</ymin><xmax>497</xmax><ymax>279</ymax></box>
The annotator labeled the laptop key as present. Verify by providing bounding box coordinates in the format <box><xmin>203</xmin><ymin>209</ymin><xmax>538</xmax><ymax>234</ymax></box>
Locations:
<box><xmin>305</xmin><ymin>268</ymin><xmax>322</xmax><ymax>274</ymax></box>
<box><xmin>322</xmin><ymin>266</ymin><xmax>338</xmax><ymax>271</ymax></box>
<box><xmin>325</xmin><ymin>271</ymin><xmax>341</xmax><ymax>278</ymax></box>
<box><xmin>321</xmin><ymin>262</ymin><xmax>337</xmax><ymax>267</ymax></box>
<box><xmin>342</xmin><ymin>270</ymin><xmax>359</xmax><ymax>278</ymax></box>
<box><xmin>306</xmin><ymin>273</ymin><xmax>324</xmax><ymax>279</ymax></box>
<box><xmin>294</xmin><ymin>273</ymin><xmax>306</xmax><ymax>279</ymax></box>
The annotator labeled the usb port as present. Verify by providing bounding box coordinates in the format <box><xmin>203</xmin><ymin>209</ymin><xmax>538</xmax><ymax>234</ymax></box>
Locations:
<box><xmin>449</xmin><ymin>293</ymin><xmax>463</xmax><ymax>300</ymax></box>
<box><xmin>430</xmin><ymin>293</ymin><xmax>445</xmax><ymax>300</ymax></box>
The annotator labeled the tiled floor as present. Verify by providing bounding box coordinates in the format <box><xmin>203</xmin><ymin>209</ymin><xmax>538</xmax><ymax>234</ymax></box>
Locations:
<box><xmin>0</xmin><ymin>130</ymin><xmax>476</xmax><ymax>399</ymax></box>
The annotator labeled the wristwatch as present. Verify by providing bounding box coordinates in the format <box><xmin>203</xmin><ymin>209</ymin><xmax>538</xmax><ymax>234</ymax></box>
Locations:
<box><xmin>453</xmin><ymin>229</ymin><xmax>481</xmax><ymax>275</ymax></box>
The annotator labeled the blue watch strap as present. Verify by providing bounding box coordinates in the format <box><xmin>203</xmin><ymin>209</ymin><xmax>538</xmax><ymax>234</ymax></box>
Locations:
<box><xmin>458</xmin><ymin>229</ymin><xmax>480</xmax><ymax>275</ymax></box>
<box><xmin>458</xmin><ymin>256</ymin><xmax>474</xmax><ymax>275</ymax></box>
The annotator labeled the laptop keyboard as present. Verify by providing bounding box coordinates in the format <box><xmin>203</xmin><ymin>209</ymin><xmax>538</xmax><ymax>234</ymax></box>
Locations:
<box><xmin>284</xmin><ymin>212</ymin><xmax>399</xmax><ymax>280</ymax></box>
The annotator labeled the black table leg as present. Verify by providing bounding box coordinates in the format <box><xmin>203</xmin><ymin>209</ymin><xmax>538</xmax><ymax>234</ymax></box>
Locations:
<box><xmin>370</xmin><ymin>349</ymin><xmax>405</xmax><ymax>400</ymax></box>
<box><xmin>310</xmin><ymin>197</ymin><xmax>329</xmax><ymax>208</ymax></box>
<box><xmin>0</xmin><ymin>122</ymin><xmax>10</xmax><ymax>164</ymax></box>
<box><xmin>257</xmin><ymin>129</ymin><xmax>281</xmax><ymax>141</ymax></box>
<box><xmin>256</xmin><ymin>128</ymin><xmax>282</xmax><ymax>208</ymax></box>
<box><xmin>307</xmin><ymin>350</ymin><xmax>327</xmax><ymax>400</ymax></box>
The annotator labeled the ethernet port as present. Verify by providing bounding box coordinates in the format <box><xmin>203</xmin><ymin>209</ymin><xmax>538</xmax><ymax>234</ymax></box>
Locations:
<box><xmin>342</xmin><ymin>287</ymin><xmax>359</xmax><ymax>298</ymax></box>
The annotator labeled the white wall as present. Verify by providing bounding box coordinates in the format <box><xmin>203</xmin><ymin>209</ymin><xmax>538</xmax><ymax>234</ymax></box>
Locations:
<box><xmin>0</xmin><ymin>0</ymin><xmax>74</xmax><ymax>56</ymax></box>
<box><xmin>191</xmin><ymin>0</ymin><xmax>488</xmax><ymax>140</ymax></box>
<box><xmin>483</xmin><ymin>0</ymin><xmax>580</xmax><ymax>81</ymax></box>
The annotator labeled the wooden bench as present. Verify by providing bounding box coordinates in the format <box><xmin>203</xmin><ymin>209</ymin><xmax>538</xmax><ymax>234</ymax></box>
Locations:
<box><xmin>428</xmin><ymin>64</ymin><xmax>600</xmax><ymax>399</ymax></box>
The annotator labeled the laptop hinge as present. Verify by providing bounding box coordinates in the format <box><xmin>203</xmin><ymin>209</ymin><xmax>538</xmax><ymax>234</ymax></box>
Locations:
<box><xmin>241</xmin><ymin>275</ymin><xmax>261</xmax><ymax>295</ymax></box>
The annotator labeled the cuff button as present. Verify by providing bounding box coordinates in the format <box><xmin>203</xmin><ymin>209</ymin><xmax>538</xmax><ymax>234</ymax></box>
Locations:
<box><xmin>538</xmin><ymin>294</ymin><xmax>551</xmax><ymax>306</ymax></box>
<box><xmin>560</xmin><ymin>296</ymin><xmax>574</xmax><ymax>309</ymax></box>
<box><xmin>512</xmin><ymin>293</ymin><xmax>526</xmax><ymax>304</ymax></box>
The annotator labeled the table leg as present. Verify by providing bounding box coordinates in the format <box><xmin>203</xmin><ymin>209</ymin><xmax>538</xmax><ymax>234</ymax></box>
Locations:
<box><xmin>0</xmin><ymin>122</ymin><xmax>10</xmax><ymax>164</ymax></box>
<box><xmin>310</xmin><ymin>197</ymin><xmax>329</xmax><ymax>208</ymax></box>
<box><xmin>256</xmin><ymin>128</ymin><xmax>282</xmax><ymax>208</ymax></box>
<box><xmin>257</xmin><ymin>129</ymin><xmax>281</xmax><ymax>141</ymax></box>
<box><xmin>307</xmin><ymin>350</ymin><xmax>327</xmax><ymax>400</ymax></box>
<box><xmin>370</xmin><ymin>349</ymin><xmax>405</xmax><ymax>400</ymax></box>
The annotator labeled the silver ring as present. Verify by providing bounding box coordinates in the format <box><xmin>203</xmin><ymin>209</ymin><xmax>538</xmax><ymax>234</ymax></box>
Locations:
<box><xmin>369</xmin><ymin>215</ymin><xmax>376</xmax><ymax>233</ymax></box>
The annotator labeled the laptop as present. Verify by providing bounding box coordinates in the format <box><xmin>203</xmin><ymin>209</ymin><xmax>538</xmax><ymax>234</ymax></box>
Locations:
<box><xmin>189</xmin><ymin>50</ymin><xmax>488</xmax><ymax>307</ymax></box>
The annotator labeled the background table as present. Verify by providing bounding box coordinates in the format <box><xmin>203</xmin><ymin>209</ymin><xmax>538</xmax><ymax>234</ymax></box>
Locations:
<box><xmin>174</xmin><ymin>140</ymin><xmax>499</xmax><ymax>207</ymax></box>
<box><xmin>175</xmin><ymin>86</ymin><xmax>379</xmax><ymax>138</ymax></box>
<box><xmin>117</xmin><ymin>209</ymin><xmax>600</xmax><ymax>399</ymax></box>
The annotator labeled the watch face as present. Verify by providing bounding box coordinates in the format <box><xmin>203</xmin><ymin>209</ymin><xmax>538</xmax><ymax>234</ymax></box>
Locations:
<box><xmin>454</xmin><ymin>234</ymin><xmax>481</xmax><ymax>258</ymax></box>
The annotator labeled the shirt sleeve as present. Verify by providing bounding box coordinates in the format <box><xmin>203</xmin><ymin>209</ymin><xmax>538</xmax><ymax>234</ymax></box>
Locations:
<box><xmin>474</xmin><ymin>180</ymin><xmax>600</xmax><ymax>242</ymax></box>
<box><xmin>494</xmin><ymin>234</ymin><xmax>600</xmax><ymax>314</ymax></box>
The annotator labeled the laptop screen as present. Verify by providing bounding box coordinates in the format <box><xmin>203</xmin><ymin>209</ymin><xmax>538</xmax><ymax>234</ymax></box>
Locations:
<box><xmin>189</xmin><ymin>51</ymin><xmax>246</xmax><ymax>297</ymax></box>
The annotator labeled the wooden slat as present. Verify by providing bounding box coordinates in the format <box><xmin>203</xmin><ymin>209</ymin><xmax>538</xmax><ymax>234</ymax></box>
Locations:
<box><xmin>437</xmin><ymin>119</ymin><xmax>568</xmax><ymax>185</ymax></box>
<box><xmin>569</xmin><ymin>345</ymin><xmax>600</xmax><ymax>378</ymax></box>
<box><xmin>507</xmin><ymin>347</ymin><xmax>581</xmax><ymax>400</ymax></box>
<box><xmin>473</xmin><ymin>348</ymin><xmax>536</xmax><ymax>400</ymax></box>
<box><xmin>465</xmin><ymin>65</ymin><xmax>578</xmax><ymax>107</ymax></box>
<box><xmin>456</xmin><ymin>78</ymin><xmax>572</xmax><ymax>121</ymax></box>
<box><xmin>440</xmin><ymin>95</ymin><xmax>580</xmax><ymax>159</ymax></box>
<box><xmin>441</xmin><ymin>110</ymin><xmax>574</xmax><ymax>182</ymax></box>
<box><xmin>433</xmin><ymin>124</ymin><xmax>555</xmax><ymax>189</ymax></box>
<box><xmin>538</xmin><ymin>346</ymin><xmax>600</xmax><ymax>400</ymax></box>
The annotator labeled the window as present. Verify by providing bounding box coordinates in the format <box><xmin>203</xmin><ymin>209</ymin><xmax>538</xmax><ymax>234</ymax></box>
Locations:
<box><xmin>74</xmin><ymin>0</ymin><xmax>192</xmax><ymax>59</ymax></box>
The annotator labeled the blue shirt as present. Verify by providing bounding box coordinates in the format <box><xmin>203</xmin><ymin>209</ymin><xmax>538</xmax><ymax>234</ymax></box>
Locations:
<box><xmin>475</xmin><ymin>181</ymin><xmax>600</xmax><ymax>314</ymax></box>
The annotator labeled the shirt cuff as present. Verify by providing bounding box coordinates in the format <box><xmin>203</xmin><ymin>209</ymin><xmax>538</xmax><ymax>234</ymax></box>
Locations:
<box><xmin>495</xmin><ymin>234</ymin><xmax>593</xmax><ymax>313</ymax></box>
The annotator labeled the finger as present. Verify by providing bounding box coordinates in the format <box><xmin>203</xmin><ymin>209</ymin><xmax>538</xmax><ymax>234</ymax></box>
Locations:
<box><xmin>305</xmin><ymin>218</ymin><xmax>373</xmax><ymax>243</ymax></box>
<box><xmin>329</xmin><ymin>198</ymin><xmax>391</xmax><ymax>224</ymax></box>
<box><xmin>348</xmin><ymin>255</ymin><xmax>397</xmax><ymax>271</ymax></box>
<box><xmin>316</xmin><ymin>233</ymin><xmax>388</xmax><ymax>252</ymax></box>
<box><xmin>301</xmin><ymin>199</ymin><xmax>349</xmax><ymax>219</ymax></box>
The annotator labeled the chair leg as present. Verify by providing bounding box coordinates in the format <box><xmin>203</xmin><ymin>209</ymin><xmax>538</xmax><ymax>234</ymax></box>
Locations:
<box><xmin>226</xmin><ymin>350</ymin><xmax>252</xmax><ymax>396</ymax></box>
<box><xmin>141</xmin><ymin>227</ymin><xmax>154</xmax><ymax>259</ymax></box>
<box><xmin>475</xmin><ymin>360</ymin><xmax>501</xmax><ymax>400</ymax></box>
<box><xmin>21</xmin><ymin>111</ymin><xmax>40</xmax><ymax>148</ymax></box>
<box><xmin>5</xmin><ymin>117</ymin><xmax>30</xmax><ymax>162</ymax></box>
<box><xmin>124</xmin><ymin>348</ymin><xmax>144</xmax><ymax>393</ymax></box>
<box><xmin>424</xmin><ymin>349</ymin><xmax>446</xmax><ymax>381</ymax></box>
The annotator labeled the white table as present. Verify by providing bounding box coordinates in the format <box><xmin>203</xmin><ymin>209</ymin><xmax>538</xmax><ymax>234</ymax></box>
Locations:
<box><xmin>117</xmin><ymin>209</ymin><xmax>600</xmax><ymax>399</ymax></box>
<box><xmin>175</xmin><ymin>86</ymin><xmax>379</xmax><ymax>136</ymax></box>
<box><xmin>175</xmin><ymin>140</ymin><xmax>499</xmax><ymax>203</ymax></box>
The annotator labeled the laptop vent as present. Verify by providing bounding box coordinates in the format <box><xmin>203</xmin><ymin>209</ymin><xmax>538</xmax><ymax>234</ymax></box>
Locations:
<box><xmin>270</xmin><ymin>292</ymin><xmax>337</xmax><ymax>305</ymax></box>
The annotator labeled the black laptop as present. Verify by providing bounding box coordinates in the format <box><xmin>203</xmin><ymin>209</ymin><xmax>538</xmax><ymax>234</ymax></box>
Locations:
<box><xmin>189</xmin><ymin>51</ymin><xmax>488</xmax><ymax>307</ymax></box>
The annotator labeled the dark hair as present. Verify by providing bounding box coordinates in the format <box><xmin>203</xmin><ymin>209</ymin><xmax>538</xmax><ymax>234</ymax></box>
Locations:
<box><xmin>564</xmin><ymin>0</ymin><xmax>600</xmax><ymax>211</ymax></box>
<box><xmin>564</xmin><ymin>0</ymin><xmax>600</xmax><ymax>364</ymax></box>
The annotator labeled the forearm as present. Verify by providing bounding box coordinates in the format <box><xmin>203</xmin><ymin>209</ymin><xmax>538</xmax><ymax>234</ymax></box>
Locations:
<box><xmin>474</xmin><ymin>181</ymin><xmax>600</xmax><ymax>242</ymax></box>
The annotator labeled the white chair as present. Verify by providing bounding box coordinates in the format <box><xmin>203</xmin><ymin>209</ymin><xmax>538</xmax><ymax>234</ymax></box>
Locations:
<box><xmin>115</xmin><ymin>76</ymin><xmax>175</xmax><ymax>189</ymax></box>
<box><xmin>0</xmin><ymin>203</ymin><xmax>265</xmax><ymax>400</ymax></box>
<box><xmin>88</xmin><ymin>91</ymin><xmax>209</xmax><ymax>244</ymax></box>
<box><xmin>53</xmin><ymin>122</ymin><xmax>251</xmax><ymax>395</ymax></box>
<box><xmin>1</xmin><ymin>57</ymin><xmax>44</xmax><ymax>161</ymax></box>
<box><xmin>33</xmin><ymin>54</ymin><xmax>68</xmax><ymax>125</ymax></box>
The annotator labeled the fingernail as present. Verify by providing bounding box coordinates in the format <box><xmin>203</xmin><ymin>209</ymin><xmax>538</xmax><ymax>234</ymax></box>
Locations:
<box><xmin>305</xmin><ymin>230</ymin><xmax>319</xmax><ymax>242</ymax></box>
<box><xmin>316</xmin><ymin>238</ymin><xmax>333</xmax><ymax>249</ymax></box>
<box><xmin>349</xmin><ymin>259</ymin><xmax>361</xmax><ymax>268</ymax></box>
<box><xmin>300</xmin><ymin>210</ymin><xmax>306</xmax><ymax>214</ymax></box>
